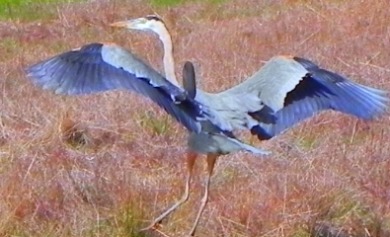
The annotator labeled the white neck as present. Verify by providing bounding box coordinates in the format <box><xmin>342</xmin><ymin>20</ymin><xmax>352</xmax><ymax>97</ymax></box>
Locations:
<box><xmin>156</xmin><ymin>26</ymin><xmax>179</xmax><ymax>87</ymax></box>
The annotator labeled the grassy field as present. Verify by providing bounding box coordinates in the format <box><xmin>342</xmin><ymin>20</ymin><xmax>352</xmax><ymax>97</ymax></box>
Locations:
<box><xmin>1</xmin><ymin>0</ymin><xmax>390</xmax><ymax>236</ymax></box>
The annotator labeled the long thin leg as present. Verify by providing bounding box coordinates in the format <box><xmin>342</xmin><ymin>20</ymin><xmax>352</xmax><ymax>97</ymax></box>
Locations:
<box><xmin>141</xmin><ymin>151</ymin><xmax>198</xmax><ymax>231</ymax></box>
<box><xmin>189</xmin><ymin>153</ymin><xmax>219</xmax><ymax>236</ymax></box>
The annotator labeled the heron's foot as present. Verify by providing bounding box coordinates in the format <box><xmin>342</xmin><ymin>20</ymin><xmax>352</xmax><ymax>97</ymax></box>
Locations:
<box><xmin>188</xmin><ymin>228</ymin><xmax>196</xmax><ymax>237</ymax></box>
<box><xmin>139</xmin><ymin>220</ymin><xmax>162</xmax><ymax>232</ymax></box>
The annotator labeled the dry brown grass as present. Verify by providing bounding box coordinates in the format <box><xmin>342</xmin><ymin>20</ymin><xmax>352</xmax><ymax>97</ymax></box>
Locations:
<box><xmin>1</xmin><ymin>0</ymin><xmax>390</xmax><ymax>236</ymax></box>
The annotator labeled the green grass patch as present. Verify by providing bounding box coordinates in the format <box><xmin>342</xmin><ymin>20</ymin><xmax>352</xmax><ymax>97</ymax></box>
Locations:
<box><xmin>296</xmin><ymin>134</ymin><xmax>318</xmax><ymax>151</ymax></box>
<box><xmin>0</xmin><ymin>0</ymin><xmax>83</xmax><ymax>21</ymax></box>
<box><xmin>86</xmin><ymin>205</ymin><xmax>147</xmax><ymax>237</ymax></box>
<box><xmin>0</xmin><ymin>37</ymin><xmax>24</xmax><ymax>61</ymax></box>
<box><xmin>138</xmin><ymin>111</ymin><xmax>172</xmax><ymax>136</ymax></box>
<box><xmin>115</xmin><ymin>206</ymin><xmax>148</xmax><ymax>237</ymax></box>
<box><xmin>291</xmin><ymin>228</ymin><xmax>310</xmax><ymax>237</ymax></box>
<box><xmin>149</xmin><ymin>0</ymin><xmax>228</xmax><ymax>8</ymax></box>
<box><xmin>149</xmin><ymin>0</ymin><xmax>183</xmax><ymax>7</ymax></box>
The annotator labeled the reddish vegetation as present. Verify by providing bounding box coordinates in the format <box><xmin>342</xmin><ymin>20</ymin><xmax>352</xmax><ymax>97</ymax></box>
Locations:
<box><xmin>1</xmin><ymin>0</ymin><xmax>389</xmax><ymax>236</ymax></box>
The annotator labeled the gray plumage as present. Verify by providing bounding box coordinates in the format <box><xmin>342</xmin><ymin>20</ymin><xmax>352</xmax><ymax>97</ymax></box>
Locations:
<box><xmin>224</xmin><ymin>56</ymin><xmax>389</xmax><ymax>139</ymax></box>
<box><xmin>27</xmin><ymin>42</ymin><xmax>270</xmax><ymax>156</ymax></box>
<box><xmin>26</xmin><ymin>43</ymin><xmax>232</xmax><ymax>136</ymax></box>
<box><xmin>26</xmin><ymin>41</ymin><xmax>271</xmax><ymax>237</ymax></box>
<box><xmin>182</xmin><ymin>61</ymin><xmax>271</xmax><ymax>155</ymax></box>
<box><xmin>121</xmin><ymin>16</ymin><xmax>388</xmax><ymax>141</ymax></box>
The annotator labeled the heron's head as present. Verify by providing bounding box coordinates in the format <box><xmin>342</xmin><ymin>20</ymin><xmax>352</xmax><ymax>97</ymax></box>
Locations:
<box><xmin>110</xmin><ymin>15</ymin><xmax>167</xmax><ymax>36</ymax></box>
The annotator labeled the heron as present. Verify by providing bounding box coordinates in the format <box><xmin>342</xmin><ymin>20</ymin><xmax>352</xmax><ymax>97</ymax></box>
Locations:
<box><xmin>25</xmin><ymin>42</ymin><xmax>272</xmax><ymax>235</ymax></box>
<box><xmin>109</xmin><ymin>15</ymin><xmax>389</xmax><ymax>235</ymax></box>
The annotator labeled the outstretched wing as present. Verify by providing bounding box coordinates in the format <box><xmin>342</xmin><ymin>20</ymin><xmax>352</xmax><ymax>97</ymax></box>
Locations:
<box><xmin>26</xmin><ymin>43</ymin><xmax>212</xmax><ymax>133</ymax></box>
<box><xmin>225</xmin><ymin>56</ymin><xmax>388</xmax><ymax>140</ymax></box>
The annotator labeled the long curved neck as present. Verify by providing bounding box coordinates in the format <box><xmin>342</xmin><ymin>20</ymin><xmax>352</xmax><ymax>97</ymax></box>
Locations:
<box><xmin>157</xmin><ymin>26</ymin><xmax>179</xmax><ymax>87</ymax></box>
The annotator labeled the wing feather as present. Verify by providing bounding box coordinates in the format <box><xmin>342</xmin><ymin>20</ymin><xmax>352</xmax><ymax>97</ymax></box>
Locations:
<box><xmin>231</xmin><ymin>56</ymin><xmax>389</xmax><ymax>140</ymax></box>
<box><xmin>26</xmin><ymin>43</ymin><xmax>216</xmax><ymax>133</ymax></box>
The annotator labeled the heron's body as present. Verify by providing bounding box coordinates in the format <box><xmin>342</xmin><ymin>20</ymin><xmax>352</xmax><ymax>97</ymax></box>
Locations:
<box><xmin>26</xmin><ymin>15</ymin><xmax>388</xmax><ymax>237</ymax></box>
<box><xmin>181</xmin><ymin>62</ymin><xmax>272</xmax><ymax>155</ymax></box>
<box><xmin>115</xmin><ymin>17</ymin><xmax>387</xmax><ymax>140</ymax></box>
<box><xmin>27</xmin><ymin>42</ymin><xmax>268</xmax><ymax>154</ymax></box>
<box><xmin>26</xmin><ymin>40</ymin><xmax>270</xmax><ymax>236</ymax></box>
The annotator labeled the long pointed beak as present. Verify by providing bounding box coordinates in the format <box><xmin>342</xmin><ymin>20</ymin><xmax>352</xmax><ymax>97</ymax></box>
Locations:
<box><xmin>110</xmin><ymin>21</ymin><xmax>130</xmax><ymax>28</ymax></box>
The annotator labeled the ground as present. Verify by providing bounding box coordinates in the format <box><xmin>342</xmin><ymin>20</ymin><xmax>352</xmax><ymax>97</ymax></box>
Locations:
<box><xmin>0</xmin><ymin>0</ymin><xmax>389</xmax><ymax>236</ymax></box>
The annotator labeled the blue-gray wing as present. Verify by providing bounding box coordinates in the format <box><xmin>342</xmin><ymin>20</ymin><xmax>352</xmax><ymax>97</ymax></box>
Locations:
<box><xmin>26</xmin><ymin>43</ymin><xmax>207</xmax><ymax>133</ymax></box>
<box><xmin>236</xmin><ymin>56</ymin><xmax>389</xmax><ymax>140</ymax></box>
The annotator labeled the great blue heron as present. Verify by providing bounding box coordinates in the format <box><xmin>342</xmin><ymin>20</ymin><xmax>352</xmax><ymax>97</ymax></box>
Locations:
<box><xmin>25</xmin><ymin>42</ymin><xmax>271</xmax><ymax>234</ymax></box>
<box><xmin>109</xmin><ymin>15</ymin><xmax>389</xmax><ymax>235</ymax></box>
